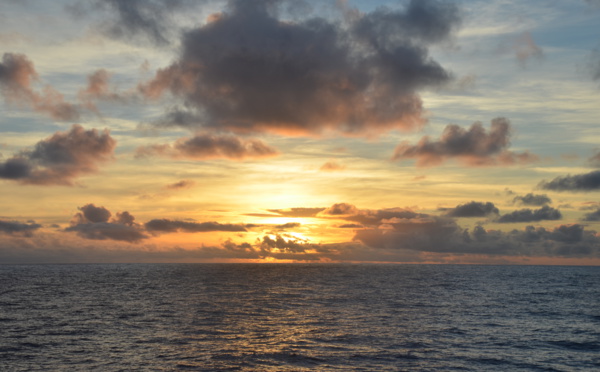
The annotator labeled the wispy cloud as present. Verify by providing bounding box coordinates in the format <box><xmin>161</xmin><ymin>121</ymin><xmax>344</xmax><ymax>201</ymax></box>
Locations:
<box><xmin>0</xmin><ymin>53</ymin><xmax>80</xmax><ymax>120</ymax></box>
<box><xmin>136</xmin><ymin>133</ymin><xmax>279</xmax><ymax>161</ymax></box>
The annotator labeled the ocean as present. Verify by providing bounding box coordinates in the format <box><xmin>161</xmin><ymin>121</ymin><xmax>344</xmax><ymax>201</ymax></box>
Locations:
<box><xmin>1</xmin><ymin>264</ymin><xmax>599</xmax><ymax>371</ymax></box>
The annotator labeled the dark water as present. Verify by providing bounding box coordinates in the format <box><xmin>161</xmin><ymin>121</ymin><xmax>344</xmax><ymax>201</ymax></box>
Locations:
<box><xmin>1</xmin><ymin>264</ymin><xmax>599</xmax><ymax>371</ymax></box>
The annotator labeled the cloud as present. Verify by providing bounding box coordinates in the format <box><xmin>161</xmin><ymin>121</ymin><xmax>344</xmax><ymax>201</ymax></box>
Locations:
<box><xmin>512</xmin><ymin>193</ymin><xmax>552</xmax><ymax>206</ymax></box>
<box><xmin>539</xmin><ymin>170</ymin><xmax>600</xmax><ymax>192</ymax></box>
<box><xmin>319</xmin><ymin>161</ymin><xmax>346</xmax><ymax>172</ymax></box>
<box><xmin>0</xmin><ymin>219</ymin><xmax>41</xmax><ymax>237</ymax></box>
<box><xmin>582</xmin><ymin>208</ymin><xmax>600</xmax><ymax>221</ymax></box>
<box><xmin>66</xmin><ymin>204</ymin><xmax>147</xmax><ymax>242</ymax></box>
<box><xmin>497</xmin><ymin>205</ymin><xmax>562</xmax><ymax>223</ymax></box>
<box><xmin>144</xmin><ymin>219</ymin><xmax>247</xmax><ymax>233</ymax></box>
<box><xmin>265</xmin><ymin>207</ymin><xmax>325</xmax><ymax>218</ymax></box>
<box><xmin>442</xmin><ymin>201</ymin><xmax>499</xmax><ymax>217</ymax></box>
<box><xmin>136</xmin><ymin>133</ymin><xmax>279</xmax><ymax>161</ymax></box>
<box><xmin>69</xmin><ymin>0</ymin><xmax>197</xmax><ymax>45</ymax></box>
<box><xmin>320</xmin><ymin>202</ymin><xmax>360</xmax><ymax>216</ymax></box>
<box><xmin>353</xmin><ymin>218</ymin><xmax>600</xmax><ymax>258</ymax></box>
<box><xmin>0</xmin><ymin>125</ymin><xmax>116</xmax><ymax>185</ymax></box>
<box><xmin>274</xmin><ymin>222</ymin><xmax>301</xmax><ymax>230</ymax></box>
<box><xmin>139</xmin><ymin>0</ymin><xmax>460</xmax><ymax>137</ymax></box>
<box><xmin>0</xmin><ymin>53</ymin><xmax>80</xmax><ymax>120</ymax></box>
<box><xmin>319</xmin><ymin>202</ymin><xmax>426</xmax><ymax>226</ymax></box>
<box><xmin>338</xmin><ymin>223</ymin><xmax>363</xmax><ymax>229</ymax></box>
<box><xmin>589</xmin><ymin>150</ymin><xmax>600</xmax><ymax>167</ymax></box>
<box><xmin>512</xmin><ymin>32</ymin><xmax>543</xmax><ymax>67</ymax></box>
<box><xmin>72</xmin><ymin>203</ymin><xmax>112</xmax><ymax>224</ymax></box>
<box><xmin>78</xmin><ymin>69</ymin><xmax>131</xmax><ymax>110</ymax></box>
<box><xmin>164</xmin><ymin>179</ymin><xmax>195</xmax><ymax>190</ymax></box>
<box><xmin>392</xmin><ymin>117</ymin><xmax>538</xmax><ymax>167</ymax></box>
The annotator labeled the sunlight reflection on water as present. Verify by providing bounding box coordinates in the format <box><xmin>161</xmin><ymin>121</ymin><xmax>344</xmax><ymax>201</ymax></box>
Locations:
<box><xmin>1</xmin><ymin>264</ymin><xmax>599</xmax><ymax>371</ymax></box>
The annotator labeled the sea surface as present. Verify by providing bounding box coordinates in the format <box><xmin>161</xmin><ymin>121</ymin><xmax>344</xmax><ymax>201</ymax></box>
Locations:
<box><xmin>1</xmin><ymin>264</ymin><xmax>599</xmax><ymax>371</ymax></box>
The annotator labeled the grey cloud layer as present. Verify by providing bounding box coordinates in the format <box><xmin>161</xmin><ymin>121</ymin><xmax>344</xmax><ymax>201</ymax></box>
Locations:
<box><xmin>0</xmin><ymin>220</ymin><xmax>41</xmax><ymax>237</ymax></box>
<box><xmin>0</xmin><ymin>125</ymin><xmax>115</xmax><ymax>186</ymax></box>
<box><xmin>497</xmin><ymin>206</ymin><xmax>562</xmax><ymax>223</ymax></box>
<box><xmin>140</xmin><ymin>0</ymin><xmax>460</xmax><ymax>136</ymax></box>
<box><xmin>539</xmin><ymin>170</ymin><xmax>600</xmax><ymax>192</ymax></box>
<box><xmin>145</xmin><ymin>219</ymin><xmax>247</xmax><ymax>233</ymax></box>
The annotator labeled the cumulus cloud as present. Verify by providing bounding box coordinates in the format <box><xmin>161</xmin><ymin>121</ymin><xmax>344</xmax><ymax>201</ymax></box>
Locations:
<box><xmin>0</xmin><ymin>219</ymin><xmax>41</xmax><ymax>237</ymax></box>
<box><xmin>0</xmin><ymin>53</ymin><xmax>80</xmax><ymax>121</ymax></box>
<box><xmin>139</xmin><ymin>0</ymin><xmax>461</xmax><ymax>137</ymax></box>
<box><xmin>512</xmin><ymin>193</ymin><xmax>552</xmax><ymax>206</ymax></box>
<box><xmin>441</xmin><ymin>201</ymin><xmax>499</xmax><ymax>217</ymax></box>
<box><xmin>539</xmin><ymin>170</ymin><xmax>600</xmax><ymax>192</ymax></box>
<box><xmin>144</xmin><ymin>219</ymin><xmax>247</xmax><ymax>233</ymax></box>
<box><xmin>66</xmin><ymin>204</ymin><xmax>147</xmax><ymax>242</ymax></box>
<box><xmin>392</xmin><ymin>117</ymin><xmax>538</xmax><ymax>167</ymax></box>
<box><xmin>497</xmin><ymin>205</ymin><xmax>562</xmax><ymax>223</ymax></box>
<box><xmin>0</xmin><ymin>125</ymin><xmax>116</xmax><ymax>185</ymax></box>
<box><xmin>136</xmin><ymin>133</ymin><xmax>279</xmax><ymax>161</ymax></box>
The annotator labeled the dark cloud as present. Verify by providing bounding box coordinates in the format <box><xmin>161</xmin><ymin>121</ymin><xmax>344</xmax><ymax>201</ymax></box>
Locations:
<box><xmin>145</xmin><ymin>219</ymin><xmax>247</xmax><ymax>233</ymax></box>
<box><xmin>539</xmin><ymin>170</ymin><xmax>600</xmax><ymax>192</ymax></box>
<box><xmin>339</xmin><ymin>224</ymin><xmax>363</xmax><ymax>229</ymax></box>
<box><xmin>392</xmin><ymin>117</ymin><xmax>538</xmax><ymax>167</ymax></box>
<box><xmin>0</xmin><ymin>219</ymin><xmax>41</xmax><ymax>237</ymax></box>
<box><xmin>0</xmin><ymin>53</ymin><xmax>80</xmax><ymax>121</ymax></box>
<box><xmin>582</xmin><ymin>208</ymin><xmax>600</xmax><ymax>221</ymax></box>
<box><xmin>136</xmin><ymin>133</ymin><xmax>279</xmax><ymax>161</ymax></box>
<box><xmin>354</xmin><ymin>217</ymin><xmax>600</xmax><ymax>258</ymax></box>
<box><xmin>442</xmin><ymin>201</ymin><xmax>499</xmax><ymax>217</ymax></box>
<box><xmin>140</xmin><ymin>0</ymin><xmax>460</xmax><ymax>137</ymax></box>
<box><xmin>497</xmin><ymin>205</ymin><xmax>562</xmax><ymax>223</ymax></box>
<box><xmin>512</xmin><ymin>193</ymin><xmax>552</xmax><ymax>206</ymax></box>
<box><xmin>66</xmin><ymin>204</ymin><xmax>147</xmax><ymax>242</ymax></box>
<box><xmin>66</xmin><ymin>222</ymin><xmax>148</xmax><ymax>242</ymax></box>
<box><xmin>0</xmin><ymin>125</ymin><xmax>116</xmax><ymax>186</ymax></box>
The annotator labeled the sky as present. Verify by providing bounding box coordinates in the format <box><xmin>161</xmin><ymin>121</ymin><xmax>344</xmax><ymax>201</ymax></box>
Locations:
<box><xmin>1</xmin><ymin>0</ymin><xmax>599</xmax><ymax>264</ymax></box>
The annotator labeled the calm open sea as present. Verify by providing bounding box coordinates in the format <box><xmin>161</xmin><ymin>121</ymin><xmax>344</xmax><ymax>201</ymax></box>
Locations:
<box><xmin>1</xmin><ymin>264</ymin><xmax>599</xmax><ymax>371</ymax></box>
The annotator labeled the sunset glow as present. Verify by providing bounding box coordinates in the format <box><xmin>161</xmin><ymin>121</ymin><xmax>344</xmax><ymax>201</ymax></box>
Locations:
<box><xmin>1</xmin><ymin>0</ymin><xmax>600</xmax><ymax>265</ymax></box>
